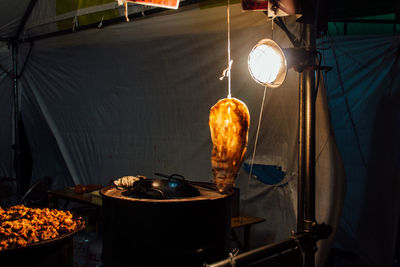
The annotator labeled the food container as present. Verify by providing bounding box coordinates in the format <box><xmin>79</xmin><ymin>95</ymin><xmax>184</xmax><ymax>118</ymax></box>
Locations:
<box><xmin>101</xmin><ymin>181</ymin><xmax>232</xmax><ymax>267</ymax></box>
<box><xmin>0</xmin><ymin>225</ymin><xmax>84</xmax><ymax>267</ymax></box>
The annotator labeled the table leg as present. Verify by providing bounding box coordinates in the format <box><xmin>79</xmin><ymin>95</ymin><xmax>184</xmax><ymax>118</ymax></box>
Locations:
<box><xmin>244</xmin><ymin>225</ymin><xmax>251</xmax><ymax>251</ymax></box>
<box><xmin>48</xmin><ymin>194</ymin><xmax>58</xmax><ymax>209</ymax></box>
<box><xmin>231</xmin><ymin>229</ymin><xmax>244</xmax><ymax>251</ymax></box>
<box><xmin>63</xmin><ymin>199</ymin><xmax>70</xmax><ymax>210</ymax></box>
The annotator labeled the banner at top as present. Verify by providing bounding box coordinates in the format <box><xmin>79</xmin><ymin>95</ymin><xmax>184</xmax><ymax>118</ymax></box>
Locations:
<box><xmin>242</xmin><ymin>0</ymin><xmax>268</xmax><ymax>11</ymax></box>
<box><xmin>127</xmin><ymin>0</ymin><xmax>179</xmax><ymax>9</ymax></box>
<box><xmin>242</xmin><ymin>0</ymin><xmax>297</xmax><ymax>16</ymax></box>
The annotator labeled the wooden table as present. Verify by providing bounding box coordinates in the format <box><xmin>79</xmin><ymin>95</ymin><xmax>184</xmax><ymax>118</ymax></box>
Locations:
<box><xmin>48</xmin><ymin>187</ymin><xmax>102</xmax><ymax>209</ymax></box>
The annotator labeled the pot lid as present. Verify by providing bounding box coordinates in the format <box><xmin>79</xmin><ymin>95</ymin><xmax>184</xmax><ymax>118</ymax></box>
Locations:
<box><xmin>122</xmin><ymin>173</ymin><xmax>200</xmax><ymax>200</ymax></box>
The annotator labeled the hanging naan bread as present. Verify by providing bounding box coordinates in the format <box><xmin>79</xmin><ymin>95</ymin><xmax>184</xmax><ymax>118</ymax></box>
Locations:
<box><xmin>209</xmin><ymin>98</ymin><xmax>250</xmax><ymax>193</ymax></box>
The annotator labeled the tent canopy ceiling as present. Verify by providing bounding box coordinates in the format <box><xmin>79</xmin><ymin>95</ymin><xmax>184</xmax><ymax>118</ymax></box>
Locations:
<box><xmin>325</xmin><ymin>0</ymin><xmax>399</xmax><ymax>20</ymax></box>
<box><xmin>0</xmin><ymin>0</ymin><xmax>398</xmax><ymax>42</ymax></box>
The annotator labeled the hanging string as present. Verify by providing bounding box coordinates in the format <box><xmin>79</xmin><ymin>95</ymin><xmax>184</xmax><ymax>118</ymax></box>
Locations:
<box><xmin>240</xmin><ymin>86</ymin><xmax>268</xmax><ymax>218</ymax></box>
<box><xmin>219</xmin><ymin>0</ymin><xmax>232</xmax><ymax>99</ymax></box>
<box><xmin>72</xmin><ymin>16</ymin><xmax>78</xmax><ymax>32</ymax></box>
<box><xmin>98</xmin><ymin>16</ymin><xmax>104</xmax><ymax>28</ymax></box>
<box><xmin>227</xmin><ymin>0</ymin><xmax>231</xmax><ymax>98</ymax></box>
<box><xmin>116</xmin><ymin>0</ymin><xmax>129</xmax><ymax>21</ymax></box>
<box><xmin>271</xmin><ymin>16</ymin><xmax>275</xmax><ymax>40</ymax></box>
<box><xmin>247</xmin><ymin>86</ymin><xmax>267</xmax><ymax>184</ymax></box>
<box><xmin>124</xmin><ymin>1</ymin><xmax>130</xmax><ymax>22</ymax></box>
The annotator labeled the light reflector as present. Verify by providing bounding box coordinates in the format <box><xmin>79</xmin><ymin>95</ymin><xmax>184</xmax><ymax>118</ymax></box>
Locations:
<box><xmin>248</xmin><ymin>38</ymin><xmax>287</xmax><ymax>88</ymax></box>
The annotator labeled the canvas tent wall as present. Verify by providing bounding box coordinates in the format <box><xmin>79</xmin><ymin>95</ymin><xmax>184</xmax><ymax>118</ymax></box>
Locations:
<box><xmin>0</xmin><ymin>1</ymin><xmax>399</xmax><ymax>267</ymax></box>
<box><xmin>319</xmin><ymin>34</ymin><xmax>400</xmax><ymax>267</ymax></box>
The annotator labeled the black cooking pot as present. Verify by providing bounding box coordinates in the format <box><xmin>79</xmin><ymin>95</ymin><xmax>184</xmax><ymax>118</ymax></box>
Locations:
<box><xmin>101</xmin><ymin>181</ymin><xmax>232</xmax><ymax>267</ymax></box>
<box><xmin>122</xmin><ymin>173</ymin><xmax>200</xmax><ymax>199</ymax></box>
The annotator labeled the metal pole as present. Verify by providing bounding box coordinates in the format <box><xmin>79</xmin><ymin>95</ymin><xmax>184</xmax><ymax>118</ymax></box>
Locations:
<box><xmin>10</xmin><ymin>0</ymin><xmax>38</xmax><ymax>200</ymax></box>
<box><xmin>303</xmin><ymin>23</ymin><xmax>316</xmax><ymax>267</ymax></box>
<box><xmin>12</xmin><ymin>42</ymin><xmax>21</xmax><ymax>199</ymax></box>
<box><xmin>14</xmin><ymin>0</ymin><xmax>38</xmax><ymax>41</ymax></box>
<box><xmin>298</xmin><ymin>63</ymin><xmax>305</xmax><ymax>233</ymax></box>
<box><xmin>205</xmin><ymin>234</ymin><xmax>304</xmax><ymax>267</ymax></box>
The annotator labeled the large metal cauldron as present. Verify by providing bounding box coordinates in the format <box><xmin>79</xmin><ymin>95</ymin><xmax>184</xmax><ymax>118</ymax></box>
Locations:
<box><xmin>101</xmin><ymin>182</ymin><xmax>232</xmax><ymax>267</ymax></box>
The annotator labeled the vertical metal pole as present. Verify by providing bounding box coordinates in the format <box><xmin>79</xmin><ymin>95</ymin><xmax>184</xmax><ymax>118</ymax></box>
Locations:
<box><xmin>298</xmin><ymin>68</ymin><xmax>305</xmax><ymax>233</ymax></box>
<box><xmin>11</xmin><ymin>0</ymin><xmax>38</xmax><ymax>200</ymax></box>
<box><xmin>12</xmin><ymin>42</ymin><xmax>21</xmax><ymax>199</ymax></box>
<box><xmin>303</xmin><ymin>23</ymin><xmax>316</xmax><ymax>267</ymax></box>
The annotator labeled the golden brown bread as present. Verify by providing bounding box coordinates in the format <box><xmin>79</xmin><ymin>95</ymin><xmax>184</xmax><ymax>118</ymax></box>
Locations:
<box><xmin>209</xmin><ymin>97</ymin><xmax>250</xmax><ymax>193</ymax></box>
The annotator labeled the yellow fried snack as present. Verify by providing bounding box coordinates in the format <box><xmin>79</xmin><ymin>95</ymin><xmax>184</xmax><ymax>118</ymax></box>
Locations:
<box><xmin>0</xmin><ymin>205</ymin><xmax>84</xmax><ymax>251</ymax></box>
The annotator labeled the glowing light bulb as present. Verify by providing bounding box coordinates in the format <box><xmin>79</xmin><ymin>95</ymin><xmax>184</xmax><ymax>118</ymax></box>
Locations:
<box><xmin>248</xmin><ymin>39</ymin><xmax>287</xmax><ymax>88</ymax></box>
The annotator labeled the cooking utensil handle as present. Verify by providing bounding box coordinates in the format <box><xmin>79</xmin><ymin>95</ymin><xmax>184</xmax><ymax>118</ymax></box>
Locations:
<box><xmin>154</xmin><ymin>173</ymin><xmax>186</xmax><ymax>181</ymax></box>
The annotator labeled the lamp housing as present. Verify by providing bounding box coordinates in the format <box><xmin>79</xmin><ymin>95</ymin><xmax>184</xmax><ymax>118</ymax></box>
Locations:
<box><xmin>248</xmin><ymin>38</ymin><xmax>287</xmax><ymax>88</ymax></box>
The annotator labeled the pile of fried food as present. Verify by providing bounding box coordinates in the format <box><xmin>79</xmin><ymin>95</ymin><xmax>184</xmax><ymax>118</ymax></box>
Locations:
<box><xmin>0</xmin><ymin>205</ymin><xmax>84</xmax><ymax>251</ymax></box>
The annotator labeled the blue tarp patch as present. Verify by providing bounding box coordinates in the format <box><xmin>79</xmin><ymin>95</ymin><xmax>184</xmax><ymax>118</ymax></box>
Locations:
<box><xmin>243</xmin><ymin>163</ymin><xmax>286</xmax><ymax>185</ymax></box>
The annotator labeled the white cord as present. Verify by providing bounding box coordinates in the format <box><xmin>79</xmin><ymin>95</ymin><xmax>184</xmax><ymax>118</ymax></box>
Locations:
<box><xmin>247</xmin><ymin>86</ymin><xmax>267</xmax><ymax>183</ymax></box>
<box><xmin>227</xmin><ymin>0</ymin><xmax>231</xmax><ymax>99</ymax></box>
<box><xmin>72</xmin><ymin>16</ymin><xmax>78</xmax><ymax>32</ymax></box>
<box><xmin>124</xmin><ymin>1</ymin><xmax>129</xmax><ymax>22</ymax></box>
<box><xmin>98</xmin><ymin>16</ymin><xmax>104</xmax><ymax>28</ymax></box>
<box><xmin>219</xmin><ymin>0</ymin><xmax>232</xmax><ymax>99</ymax></box>
<box><xmin>240</xmin><ymin>86</ymin><xmax>268</xmax><ymax>218</ymax></box>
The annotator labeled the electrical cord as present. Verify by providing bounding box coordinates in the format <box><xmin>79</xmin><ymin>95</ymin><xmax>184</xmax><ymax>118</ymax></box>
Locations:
<box><xmin>315</xmin><ymin>50</ymin><xmax>322</xmax><ymax>98</ymax></box>
<box><xmin>273</xmin><ymin>16</ymin><xmax>303</xmax><ymax>47</ymax></box>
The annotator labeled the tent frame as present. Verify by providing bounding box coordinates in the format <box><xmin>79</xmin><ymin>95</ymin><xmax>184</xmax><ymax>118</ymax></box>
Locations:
<box><xmin>9</xmin><ymin>0</ymin><xmax>38</xmax><ymax>199</ymax></box>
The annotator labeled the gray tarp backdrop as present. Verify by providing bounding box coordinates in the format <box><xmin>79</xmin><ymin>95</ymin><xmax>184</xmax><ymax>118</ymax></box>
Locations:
<box><xmin>0</xmin><ymin>2</ymin><xmax>398</xmax><ymax>267</ymax></box>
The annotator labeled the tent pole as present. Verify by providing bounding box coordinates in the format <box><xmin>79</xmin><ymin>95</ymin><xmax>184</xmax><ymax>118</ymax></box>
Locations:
<box><xmin>298</xmin><ymin>59</ymin><xmax>305</xmax><ymax>233</ymax></box>
<box><xmin>11</xmin><ymin>42</ymin><xmax>21</xmax><ymax>200</ymax></box>
<box><xmin>15</xmin><ymin>0</ymin><xmax>38</xmax><ymax>41</ymax></box>
<box><xmin>10</xmin><ymin>0</ymin><xmax>37</xmax><ymax>199</ymax></box>
<box><xmin>303</xmin><ymin>23</ymin><xmax>317</xmax><ymax>267</ymax></box>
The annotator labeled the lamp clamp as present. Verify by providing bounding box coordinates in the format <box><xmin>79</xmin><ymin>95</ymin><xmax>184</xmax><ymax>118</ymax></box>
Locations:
<box><xmin>282</xmin><ymin>47</ymin><xmax>332</xmax><ymax>73</ymax></box>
